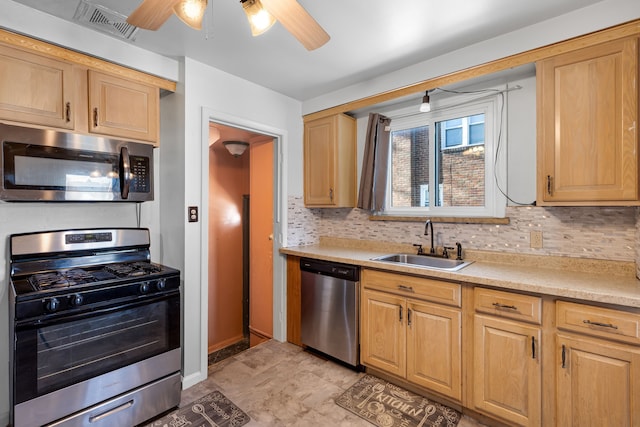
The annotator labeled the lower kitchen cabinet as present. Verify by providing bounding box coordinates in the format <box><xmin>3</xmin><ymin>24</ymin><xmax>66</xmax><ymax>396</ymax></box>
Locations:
<box><xmin>361</xmin><ymin>289</ymin><xmax>406</xmax><ymax>377</ymax></box>
<box><xmin>407</xmin><ymin>300</ymin><xmax>461</xmax><ymax>399</ymax></box>
<box><xmin>473</xmin><ymin>287</ymin><xmax>542</xmax><ymax>426</ymax></box>
<box><xmin>360</xmin><ymin>270</ymin><xmax>462</xmax><ymax>402</ymax></box>
<box><xmin>556</xmin><ymin>334</ymin><xmax>640</xmax><ymax>427</ymax></box>
<box><xmin>555</xmin><ymin>300</ymin><xmax>640</xmax><ymax>427</ymax></box>
<box><xmin>473</xmin><ymin>314</ymin><xmax>541</xmax><ymax>426</ymax></box>
<box><xmin>291</xmin><ymin>259</ymin><xmax>640</xmax><ymax>426</ymax></box>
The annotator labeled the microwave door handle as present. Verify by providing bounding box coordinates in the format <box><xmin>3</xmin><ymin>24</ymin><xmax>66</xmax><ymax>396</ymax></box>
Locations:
<box><xmin>120</xmin><ymin>147</ymin><xmax>131</xmax><ymax>199</ymax></box>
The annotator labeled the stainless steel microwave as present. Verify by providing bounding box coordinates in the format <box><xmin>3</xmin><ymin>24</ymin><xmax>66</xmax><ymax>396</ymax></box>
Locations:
<box><xmin>0</xmin><ymin>123</ymin><xmax>153</xmax><ymax>202</ymax></box>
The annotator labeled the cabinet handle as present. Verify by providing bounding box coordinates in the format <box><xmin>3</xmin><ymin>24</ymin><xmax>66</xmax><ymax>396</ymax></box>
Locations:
<box><xmin>561</xmin><ymin>344</ymin><xmax>566</xmax><ymax>368</ymax></box>
<box><xmin>583</xmin><ymin>319</ymin><xmax>618</xmax><ymax>330</ymax></box>
<box><xmin>546</xmin><ymin>175</ymin><xmax>553</xmax><ymax>196</ymax></box>
<box><xmin>408</xmin><ymin>308</ymin><xmax>412</xmax><ymax>327</ymax></box>
<box><xmin>329</xmin><ymin>188</ymin><xmax>334</xmax><ymax>201</ymax></box>
<box><xmin>399</xmin><ymin>306</ymin><xmax>403</xmax><ymax>323</ymax></box>
<box><xmin>531</xmin><ymin>336</ymin><xmax>536</xmax><ymax>359</ymax></box>
<box><xmin>398</xmin><ymin>285</ymin><xmax>414</xmax><ymax>293</ymax></box>
<box><xmin>492</xmin><ymin>302</ymin><xmax>518</xmax><ymax>311</ymax></box>
<box><xmin>65</xmin><ymin>102</ymin><xmax>71</xmax><ymax>122</ymax></box>
<box><xmin>93</xmin><ymin>107</ymin><xmax>98</xmax><ymax>127</ymax></box>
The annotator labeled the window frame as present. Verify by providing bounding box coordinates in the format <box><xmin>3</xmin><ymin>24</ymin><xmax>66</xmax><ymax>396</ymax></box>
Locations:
<box><xmin>382</xmin><ymin>94</ymin><xmax>506</xmax><ymax>218</ymax></box>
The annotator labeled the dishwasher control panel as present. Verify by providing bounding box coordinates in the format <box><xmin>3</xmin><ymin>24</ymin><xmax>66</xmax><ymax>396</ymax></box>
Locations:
<box><xmin>300</xmin><ymin>258</ymin><xmax>360</xmax><ymax>281</ymax></box>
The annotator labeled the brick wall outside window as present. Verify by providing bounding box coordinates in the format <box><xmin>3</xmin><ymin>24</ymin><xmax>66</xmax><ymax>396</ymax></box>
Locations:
<box><xmin>391</xmin><ymin>127</ymin><xmax>484</xmax><ymax>207</ymax></box>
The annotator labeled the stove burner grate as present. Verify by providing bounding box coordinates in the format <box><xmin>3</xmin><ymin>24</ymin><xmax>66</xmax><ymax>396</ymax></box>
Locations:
<box><xmin>29</xmin><ymin>269</ymin><xmax>97</xmax><ymax>290</ymax></box>
<box><xmin>104</xmin><ymin>262</ymin><xmax>162</xmax><ymax>278</ymax></box>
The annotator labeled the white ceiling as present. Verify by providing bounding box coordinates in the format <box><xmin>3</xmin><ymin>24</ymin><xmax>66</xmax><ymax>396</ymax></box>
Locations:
<box><xmin>11</xmin><ymin>0</ymin><xmax>603</xmax><ymax>101</ymax></box>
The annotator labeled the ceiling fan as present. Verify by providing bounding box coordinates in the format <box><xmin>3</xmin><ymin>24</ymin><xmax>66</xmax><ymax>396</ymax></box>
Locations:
<box><xmin>126</xmin><ymin>0</ymin><xmax>330</xmax><ymax>50</ymax></box>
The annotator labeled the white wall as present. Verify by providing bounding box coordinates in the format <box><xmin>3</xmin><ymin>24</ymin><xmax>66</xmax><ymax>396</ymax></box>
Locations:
<box><xmin>302</xmin><ymin>0</ymin><xmax>640</xmax><ymax>115</ymax></box>
<box><xmin>0</xmin><ymin>2</ymin><xmax>176</xmax><ymax>424</ymax></box>
<box><xmin>175</xmin><ymin>58</ymin><xmax>302</xmax><ymax>387</ymax></box>
<box><xmin>0</xmin><ymin>0</ymin><xmax>178</xmax><ymax>82</ymax></box>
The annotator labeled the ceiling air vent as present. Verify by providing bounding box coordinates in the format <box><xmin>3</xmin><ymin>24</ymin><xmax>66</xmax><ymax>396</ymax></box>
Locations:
<box><xmin>73</xmin><ymin>0</ymin><xmax>139</xmax><ymax>41</ymax></box>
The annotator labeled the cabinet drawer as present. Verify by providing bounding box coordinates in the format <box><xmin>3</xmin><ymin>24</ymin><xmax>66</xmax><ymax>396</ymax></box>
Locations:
<box><xmin>474</xmin><ymin>287</ymin><xmax>542</xmax><ymax>324</ymax></box>
<box><xmin>362</xmin><ymin>269</ymin><xmax>461</xmax><ymax>307</ymax></box>
<box><xmin>557</xmin><ymin>301</ymin><xmax>640</xmax><ymax>345</ymax></box>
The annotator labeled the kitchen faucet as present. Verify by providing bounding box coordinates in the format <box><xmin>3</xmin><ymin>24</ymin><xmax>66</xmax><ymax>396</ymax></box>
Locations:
<box><xmin>424</xmin><ymin>219</ymin><xmax>436</xmax><ymax>254</ymax></box>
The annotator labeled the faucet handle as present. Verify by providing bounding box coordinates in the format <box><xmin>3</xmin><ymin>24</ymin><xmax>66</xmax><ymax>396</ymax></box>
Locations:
<box><xmin>443</xmin><ymin>246</ymin><xmax>455</xmax><ymax>258</ymax></box>
<box><xmin>412</xmin><ymin>243</ymin><xmax>424</xmax><ymax>255</ymax></box>
<box><xmin>455</xmin><ymin>242</ymin><xmax>463</xmax><ymax>260</ymax></box>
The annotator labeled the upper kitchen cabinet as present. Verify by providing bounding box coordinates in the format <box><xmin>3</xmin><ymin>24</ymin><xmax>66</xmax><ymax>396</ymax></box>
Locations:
<box><xmin>536</xmin><ymin>37</ymin><xmax>639</xmax><ymax>206</ymax></box>
<box><xmin>0</xmin><ymin>44</ymin><xmax>74</xmax><ymax>129</ymax></box>
<box><xmin>304</xmin><ymin>114</ymin><xmax>356</xmax><ymax>207</ymax></box>
<box><xmin>0</xmin><ymin>30</ymin><xmax>175</xmax><ymax>146</ymax></box>
<box><xmin>88</xmin><ymin>70</ymin><xmax>159</xmax><ymax>143</ymax></box>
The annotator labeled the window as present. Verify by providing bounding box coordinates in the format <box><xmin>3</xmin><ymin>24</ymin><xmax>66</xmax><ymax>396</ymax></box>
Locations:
<box><xmin>384</xmin><ymin>96</ymin><xmax>505</xmax><ymax>217</ymax></box>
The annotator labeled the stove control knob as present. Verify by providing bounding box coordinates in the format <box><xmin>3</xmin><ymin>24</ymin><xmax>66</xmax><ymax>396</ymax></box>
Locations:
<box><xmin>45</xmin><ymin>297</ymin><xmax>60</xmax><ymax>313</ymax></box>
<box><xmin>139</xmin><ymin>282</ymin><xmax>150</xmax><ymax>294</ymax></box>
<box><xmin>69</xmin><ymin>294</ymin><xmax>83</xmax><ymax>307</ymax></box>
<box><xmin>156</xmin><ymin>279</ymin><xmax>166</xmax><ymax>291</ymax></box>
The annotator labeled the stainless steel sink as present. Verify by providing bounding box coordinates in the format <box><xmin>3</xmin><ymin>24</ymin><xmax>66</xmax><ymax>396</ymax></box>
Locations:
<box><xmin>371</xmin><ymin>253</ymin><xmax>473</xmax><ymax>271</ymax></box>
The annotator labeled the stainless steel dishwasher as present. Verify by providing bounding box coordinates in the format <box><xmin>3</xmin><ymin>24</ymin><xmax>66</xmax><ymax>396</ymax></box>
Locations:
<box><xmin>300</xmin><ymin>258</ymin><xmax>360</xmax><ymax>367</ymax></box>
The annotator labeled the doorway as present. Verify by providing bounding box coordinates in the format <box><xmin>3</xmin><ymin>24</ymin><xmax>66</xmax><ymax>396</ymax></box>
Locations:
<box><xmin>207</xmin><ymin>122</ymin><xmax>274</xmax><ymax>363</ymax></box>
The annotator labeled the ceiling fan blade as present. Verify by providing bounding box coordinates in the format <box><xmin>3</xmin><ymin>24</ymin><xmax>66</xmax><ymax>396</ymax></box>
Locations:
<box><xmin>127</xmin><ymin>0</ymin><xmax>181</xmax><ymax>30</ymax></box>
<box><xmin>260</xmin><ymin>0</ymin><xmax>330</xmax><ymax>51</ymax></box>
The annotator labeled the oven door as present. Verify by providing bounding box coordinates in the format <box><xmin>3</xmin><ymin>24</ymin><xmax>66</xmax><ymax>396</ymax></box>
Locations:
<box><xmin>13</xmin><ymin>292</ymin><xmax>180</xmax><ymax>405</ymax></box>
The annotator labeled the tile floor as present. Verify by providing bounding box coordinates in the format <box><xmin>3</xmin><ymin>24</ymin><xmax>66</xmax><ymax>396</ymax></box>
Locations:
<box><xmin>178</xmin><ymin>340</ymin><xmax>487</xmax><ymax>426</ymax></box>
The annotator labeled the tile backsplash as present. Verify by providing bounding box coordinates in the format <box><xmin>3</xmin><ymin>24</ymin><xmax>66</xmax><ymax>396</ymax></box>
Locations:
<box><xmin>286</xmin><ymin>196</ymin><xmax>638</xmax><ymax>264</ymax></box>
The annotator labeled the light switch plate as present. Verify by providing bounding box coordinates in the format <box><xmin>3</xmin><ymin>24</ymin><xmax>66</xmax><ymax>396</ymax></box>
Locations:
<box><xmin>188</xmin><ymin>206</ymin><xmax>198</xmax><ymax>222</ymax></box>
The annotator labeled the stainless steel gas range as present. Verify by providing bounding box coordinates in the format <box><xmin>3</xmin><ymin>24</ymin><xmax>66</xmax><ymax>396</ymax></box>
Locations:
<box><xmin>8</xmin><ymin>228</ymin><xmax>181</xmax><ymax>427</ymax></box>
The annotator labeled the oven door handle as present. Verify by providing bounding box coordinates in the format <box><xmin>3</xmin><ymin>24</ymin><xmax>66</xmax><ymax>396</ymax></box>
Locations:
<box><xmin>119</xmin><ymin>146</ymin><xmax>131</xmax><ymax>200</ymax></box>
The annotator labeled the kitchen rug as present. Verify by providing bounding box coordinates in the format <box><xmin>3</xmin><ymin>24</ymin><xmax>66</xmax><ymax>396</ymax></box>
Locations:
<box><xmin>145</xmin><ymin>390</ymin><xmax>250</xmax><ymax>427</ymax></box>
<box><xmin>336</xmin><ymin>374</ymin><xmax>460</xmax><ymax>427</ymax></box>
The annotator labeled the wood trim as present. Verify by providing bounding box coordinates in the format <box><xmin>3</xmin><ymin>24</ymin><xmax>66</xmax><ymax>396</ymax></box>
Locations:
<box><xmin>286</xmin><ymin>255</ymin><xmax>302</xmax><ymax>346</ymax></box>
<box><xmin>0</xmin><ymin>29</ymin><xmax>176</xmax><ymax>92</ymax></box>
<box><xmin>368</xmin><ymin>215</ymin><xmax>510</xmax><ymax>225</ymax></box>
<box><xmin>304</xmin><ymin>19</ymin><xmax>640</xmax><ymax>122</ymax></box>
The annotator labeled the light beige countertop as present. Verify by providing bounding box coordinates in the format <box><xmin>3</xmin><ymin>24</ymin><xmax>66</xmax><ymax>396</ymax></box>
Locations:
<box><xmin>280</xmin><ymin>237</ymin><xmax>640</xmax><ymax>309</ymax></box>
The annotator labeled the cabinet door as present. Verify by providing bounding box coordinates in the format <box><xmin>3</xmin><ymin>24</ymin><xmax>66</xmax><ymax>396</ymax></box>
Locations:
<box><xmin>407</xmin><ymin>300</ymin><xmax>461</xmax><ymax>401</ymax></box>
<box><xmin>88</xmin><ymin>70</ymin><xmax>159</xmax><ymax>143</ymax></box>
<box><xmin>0</xmin><ymin>45</ymin><xmax>74</xmax><ymax>129</ymax></box>
<box><xmin>360</xmin><ymin>289</ymin><xmax>406</xmax><ymax>377</ymax></box>
<box><xmin>474</xmin><ymin>314</ymin><xmax>541</xmax><ymax>426</ymax></box>
<box><xmin>303</xmin><ymin>114</ymin><xmax>356</xmax><ymax>207</ymax></box>
<box><xmin>537</xmin><ymin>37</ymin><xmax>638</xmax><ymax>204</ymax></box>
<box><xmin>304</xmin><ymin>116</ymin><xmax>336</xmax><ymax>206</ymax></box>
<box><xmin>557</xmin><ymin>334</ymin><xmax>640</xmax><ymax>427</ymax></box>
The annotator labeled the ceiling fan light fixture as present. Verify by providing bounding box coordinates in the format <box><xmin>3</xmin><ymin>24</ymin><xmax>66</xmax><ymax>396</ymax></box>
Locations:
<box><xmin>241</xmin><ymin>0</ymin><xmax>276</xmax><ymax>36</ymax></box>
<box><xmin>173</xmin><ymin>0</ymin><xmax>208</xmax><ymax>30</ymax></box>
<box><xmin>223</xmin><ymin>141</ymin><xmax>250</xmax><ymax>157</ymax></box>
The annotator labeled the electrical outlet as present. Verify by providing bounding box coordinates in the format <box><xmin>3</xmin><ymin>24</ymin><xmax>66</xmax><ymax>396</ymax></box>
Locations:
<box><xmin>530</xmin><ymin>230</ymin><xmax>543</xmax><ymax>248</ymax></box>
<box><xmin>188</xmin><ymin>206</ymin><xmax>198</xmax><ymax>222</ymax></box>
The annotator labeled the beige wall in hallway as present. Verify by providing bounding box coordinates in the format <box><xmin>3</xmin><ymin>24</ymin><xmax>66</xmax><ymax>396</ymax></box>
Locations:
<box><xmin>207</xmin><ymin>141</ymin><xmax>250</xmax><ymax>353</ymax></box>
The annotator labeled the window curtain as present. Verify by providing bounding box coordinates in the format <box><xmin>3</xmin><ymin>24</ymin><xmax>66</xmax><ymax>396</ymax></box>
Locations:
<box><xmin>357</xmin><ymin>113</ymin><xmax>392</xmax><ymax>211</ymax></box>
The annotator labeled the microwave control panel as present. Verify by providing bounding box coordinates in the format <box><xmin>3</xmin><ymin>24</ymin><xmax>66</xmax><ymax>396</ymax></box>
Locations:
<box><xmin>130</xmin><ymin>156</ymin><xmax>151</xmax><ymax>193</ymax></box>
